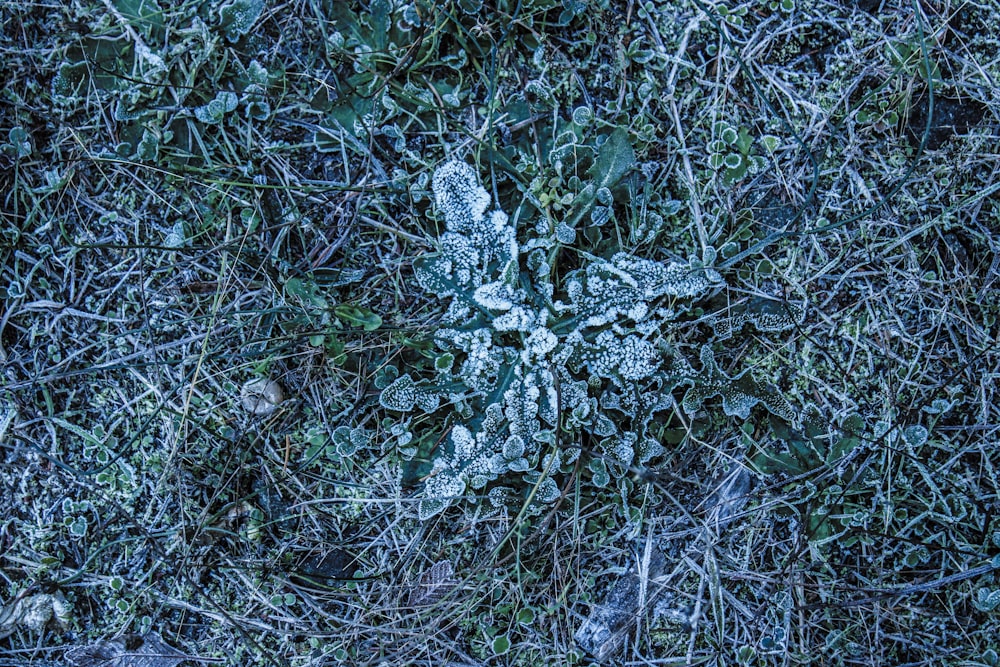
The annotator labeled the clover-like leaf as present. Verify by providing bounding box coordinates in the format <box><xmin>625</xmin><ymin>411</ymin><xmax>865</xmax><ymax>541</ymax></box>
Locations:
<box><xmin>194</xmin><ymin>91</ymin><xmax>238</xmax><ymax>124</ymax></box>
<box><xmin>332</xmin><ymin>425</ymin><xmax>369</xmax><ymax>457</ymax></box>
<box><xmin>380</xmin><ymin>374</ymin><xmax>440</xmax><ymax>413</ymax></box>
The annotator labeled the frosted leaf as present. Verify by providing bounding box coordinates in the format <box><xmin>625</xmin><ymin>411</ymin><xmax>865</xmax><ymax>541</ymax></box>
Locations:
<box><xmin>586</xmin><ymin>330</ymin><xmax>659</xmax><ymax>381</ymax></box>
<box><xmin>565</xmin><ymin>252</ymin><xmax>720</xmax><ymax>329</ymax></box>
<box><xmin>163</xmin><ymin>221</ymin><xmax>186</xmax><ymax>248</ymax></box>
<box><xmin>534</xmin><ymin>476</ymin><xmax>560</xmax><ymax>503</ymax></box>
<box><xmin>603</xmin><ymin>431</ymin><xmax>637</xmax><ymax>467</ymax></box>
<box><xmin>380</xmin><ymin>374</ymin><xmax>441</xmax><ymax>413</ymax></box>
<box><xmin>332</xmin><ymin>426</ymin><xmax>369</xmax><ymax>456</ymax></box>
<box><xmin>439</xmin><ymin>232</ymin><xmax>480</xmax><ymax>281</ymax></box>
<box><xmin>591</xmin><ymin>205</ymin><xmax>611</xmax><ymax>226</ymax></box>
<box><xmin>380</xmin><ymin>374</ymin><xmax>418</xmax><ymax>411</ymax></box>
<box><xmin>433</xmin><ymin>161</ymin><xmax>491</xmax><ymax>234</ymax></box>
<box><xmin>480</xmin><ymin>402</ymin><xmax>505</xmax><ymax>436</ymax></box>
<box><xmin>451</xmin><ymin>425</ymin><xmax>476</xmax><ymax>460</ymax></box>
<box><xmin>593</xmin><ymin>413</ymin><xmax>617</xmax><ymax>437</ymax></box>
<box><xmin>220</xmin><ymin>0</ymin><xmax>264</xmax><ymax>41</ymax></box>
<box><xmin>419</xmin><ymin>468</ymin><xmax>466</xmax><ymax>520</ymax></box>
<box><xmin>407</xmin><ymin>561</ymin><xmax>457</xmax><ymax>607</ymax></box>
<box><xmin>682</xmin><ymin>346</ymin><xmax>795</xmax><ymax>421</ymax></box>
<box><xmin>522</xmin><ymin>325</ymin><xmax>558</xmax><ymax>365</ymax></box>
<box><xmin>456</xmin><ymin>329</ymin><xmax>503</xmax><ymax>391</ymax></box>
<box><xmin>714</xmin><ymin>297</ymin><xmax>804</xmax><ymax>339</ymax></box>
<box><xmin>503</xmin><ymin>435</ymin><xmax>526</xmax><ymax>460</ymax></box>
<box><xmin>474</xmin><ymin>282</ymin><xmax>517</xmax><ymax>311</ymax></box>
<box><xmin>470</xmin><ymin>471</ymin><xmax>491</xmax><ymax>488</ymax></box>
<box><xmin>568</xmin><ymin>398</ymin><xmax>597</xmax><ymax>429</ymax></box>
<box><xmin>248</xmin><ymin>60</ymin><xmax>268</xmax><ymax>85</ymax></box>
<box><xmin>921</xmin><ymin>398</ymin><xmax>954</xmax><ymax>415</ymax></box>
<box><xmin>488</xmin><ymin>486</ymin><xmax>515</xmax><ymax>508</ymax></box>
<box><xmin>414</xmin><ymin>390</ymin><xmax>441</xmax><ymax>413</ymax></box>
<box><xmin>508</xmin><ymin>456</ymin><xmax>530</xmax><ymax>472</ymax></box>
<box><xmin>390</xmin><ymin>421</ymin><xmax>415</xmax><ymax>458</ymax></box>
<box><xmin>0</xmin><ymin>591</ymin><xmax>72</xmax><ymax>634</ymax></box>
<box><xmin>66</xmin><ymin>632</ymin><xmax>193</xmax><ymax>667</ymax></box>
<box><xmin>487</xmin><ymin>452</ymin><xmax>509</xmax><ymax>475</ymax></box>
<box><xmin>489</xmin><ymin>210</ymin><xmax>510</xmax><ymax>233</ymax></box>
<box><xmin>493</xmin><ymin>305</ymin><xmax>534</xmax><ymax>332</ymax></box>
<box><xmin>504</xmin><ymin>376</ymin><xmax>541</xmax><ymax>442</ymax></box>
<box><xmin>441</xmin><ymin>300</ymin><xmax>473</xmax><ymax>326</ymax></box>
<box><xmin>603</xmin><ymin>381</ymin><xmax>676</xmax><ymax>433</ymax></box>
<box><xmin>194</xmin><ymin>91</ymin><xmax>238</xmax><ymax>124</ymax></box>
<box><xmin>414</xmin><ymin>254</ymin><xmax>456</xmax><ymax>297</ymax></box>
<box><xmin>560</xmin><ymin>376</ymin><xmax>594</xmax><ymax>428</ymax></box>
<box><xmin>439</xmin><ymin>230</ymin><xmax>480</xmax><ymax>264</ymax></box>
<box><xmin>590</xmin><ymin>458</ymin><xmax>610</xmax><ymax>487</ymax></box>
<box><xmin>615</xmin><ymin>252</ymin><xmax>721</xmax><ymax>298</ymax></box>
<box><xmin>902</xmin><ymin>424</ymin><xmax>928</xmax><ymax>447</ymax></box>
<box><xmin>536</xmin><ymin>369</ymin><xmax>559</xmax><ymax>425</ymax></box>
<box><xmin>556</xmin><ymin>222</ymin><xmax>576</xmax><ymax>244</ymax></box>
<box><xmin>637</xmin><ymin>437</ymin><xmax>665</xmax><ymax>464</ymax></box>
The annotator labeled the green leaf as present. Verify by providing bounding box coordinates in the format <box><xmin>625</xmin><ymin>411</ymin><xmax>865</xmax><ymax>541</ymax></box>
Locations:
<box><xmin>830</xmin><ymin>414</ymin><xmax>863</xmax><ymax>461</ymax></box>
<box><xmin>7</xmin><ymin>127</ymin><xmax>31</xmax><ymax>158</ymax></box>
<box><xmin>589</xmin><ymin>458</ymin><xmax>610</xmax><ymax>487</ymax></box>
<box><xmin>219</xmin><ymin>0</ymin><xmax>264</xmax><ymax>41</ymax></box>
<box><xmin>365</xmin><ymin>0</ymin><xmax>390</xmax><ymax>50</ymax></box>
<box><xmin>589</xmin><ymin>127</ymin><xmax>635</xmax><ymax>190</ymax></box>
<box><xmin>901</xmin><ymin>424</ymin><xmax>928</xmax><ymax>447</ymax></box>
<box><xmin>70</xmin><ymin>516</ymin><xmax>88</xmax><ymax>537</ymax></box>
<box><xmin>324</xmin><ymin>334</ymin><xmax>346</xmax><ymax>365</ymax></box>
<box><xmin>113</xmin><ymin>0</ymin><xmax>165</xmax><ymax>33</ymax></box>
<box><xmin>334</xmin><ymin>304</ymin><xmax>382</xmax><ymax>331</ymax></box>
<box><xmin>492</xmin><ymin>635</ymin><xmax>511</xmax><ymax>655</ymax></box>
<box><xmin>284</xmin><ymin>277</ymin><xmax>328</xmax><ymax>309</ymax></box>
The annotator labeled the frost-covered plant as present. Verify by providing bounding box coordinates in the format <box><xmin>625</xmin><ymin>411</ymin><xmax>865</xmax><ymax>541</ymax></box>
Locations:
<box><xmin>219</xmin><ymin>0</ymin><xmax>264</xmax><ymax>42</ymax></box>
<box><xmin>382</xmin><ymin>158</ymin><xmax>796</xmax><ymax>519</ymax></box>
<box><xmin>194</xmin><ymin>91</ymin><xmax>238</xmax><ymax>124</ymax></box>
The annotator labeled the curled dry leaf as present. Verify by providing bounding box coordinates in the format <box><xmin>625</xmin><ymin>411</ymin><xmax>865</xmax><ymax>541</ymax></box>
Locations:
<box><xmin>64</xmin><ymin>631</ymin><xmax>190</xmax><ymax>667</ymax></box>
<box><xmin>0</xmin><ymin>590</ymin><xmax>72</xmax><ymax>639</ymax></box>
<box><xmin>240</xmin><ymin>378</ymin><xmax>284</xmax><ymax>415</ymax></box>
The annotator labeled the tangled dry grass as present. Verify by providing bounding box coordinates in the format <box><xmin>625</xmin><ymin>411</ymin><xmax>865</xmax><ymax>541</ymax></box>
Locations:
<box><xmin>1</xmin><ymin>0</ymin><xmax>998</xmax><ymax>665</ymax></box>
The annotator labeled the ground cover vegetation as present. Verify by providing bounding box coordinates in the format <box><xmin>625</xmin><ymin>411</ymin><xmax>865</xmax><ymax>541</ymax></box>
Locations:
<box><xmin>1</xmin><ymin>0</ymin><xmax>998</xmax><ymax>664</ymax></box>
